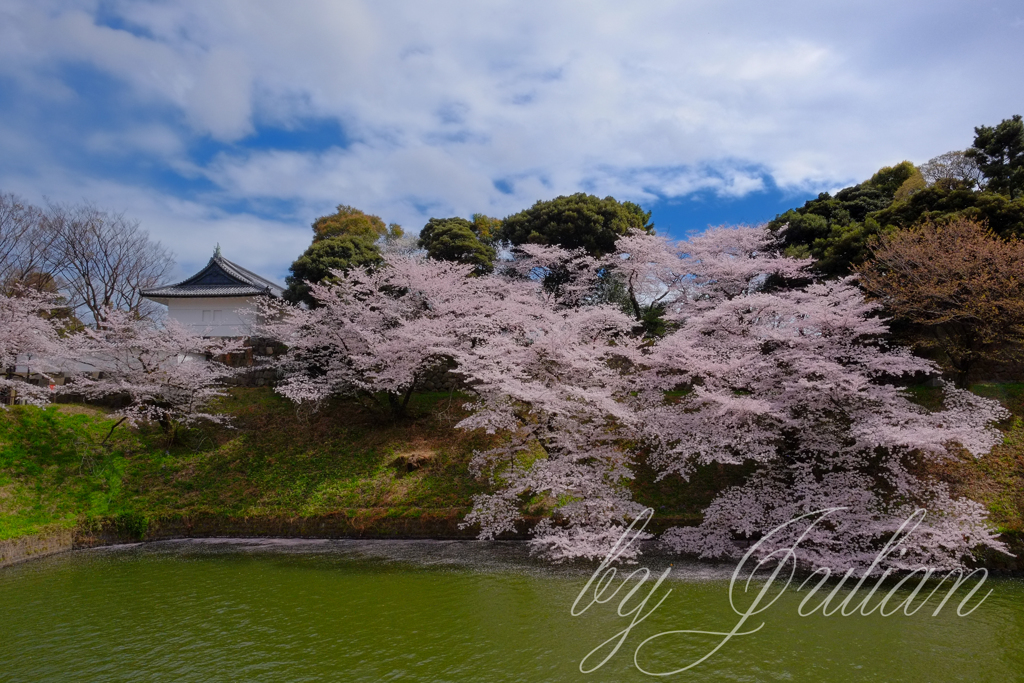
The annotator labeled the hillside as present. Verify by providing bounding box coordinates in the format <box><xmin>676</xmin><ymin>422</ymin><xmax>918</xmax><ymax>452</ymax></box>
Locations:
<box><xmin>2</xmin><ymin>384</ymin><xmax>1022</xmax><ymax>567</ymax></box>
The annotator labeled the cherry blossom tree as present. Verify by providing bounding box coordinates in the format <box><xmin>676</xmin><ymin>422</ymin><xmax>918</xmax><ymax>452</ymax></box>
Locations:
<box><xmin>475</xmin><ymin>227</ymin><xmax>1008</xmax><ymax>567</ymax></box>
<box><xmin>0</xmin><ymin>288</ymin><xmax>64</xmax><ymax>406</ymax></box>
<box><xmin>451</xmin><ymin>278</ymin><xmax>648</xmax><ymax>561</ymax></box>
<box><xmin>643</xmin><ymin>281</ymin><xmax>1007</xmax><ymax>570</ymax></box>
<box><xmin>61</xmin><ymin>309</ymin><xmax>241</xmax><ymax>442</ymax></box>
<box><xmin>260</xmin><ymin>251</ymin><xmax>652</xmax><ymax>558</ymax></box>
<box><xmin>270</xmin><ymin>226</ymin><xmax>1010</xmax><ymax>568</ymax></box>
<box><xmin>609</xmin><ymin>227</ymin><xmax>1008</xmax><ymax>569</ymax></box>
<box><xmin>258</xmin><ymin>256</ymin><xmax>493</xmax><ymax>417</ymax></box>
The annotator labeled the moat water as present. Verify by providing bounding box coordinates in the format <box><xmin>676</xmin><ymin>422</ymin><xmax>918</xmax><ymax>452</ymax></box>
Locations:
<box><xmin>1</xmin><ymin>539</ymin><xmax>1021</xmax><ymax>682</ymax></box>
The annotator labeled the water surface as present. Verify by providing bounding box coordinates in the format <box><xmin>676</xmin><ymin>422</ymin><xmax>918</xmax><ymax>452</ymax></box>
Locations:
<box><xmin>1</xmin><ymin>539</ymin><xmax>1021</xmax><ymax>682</ymax></box>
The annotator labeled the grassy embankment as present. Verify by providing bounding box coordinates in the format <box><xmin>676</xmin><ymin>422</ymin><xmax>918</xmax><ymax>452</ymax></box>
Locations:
<box><xmin>1</xmin><ymin>384</ymin><xmax>1022</xmax><ymax>546</ymax></box>
<box><xmin>0</xmin><ymin>388</ymin><xmax>498</xmax><ymax>542</ymax></box>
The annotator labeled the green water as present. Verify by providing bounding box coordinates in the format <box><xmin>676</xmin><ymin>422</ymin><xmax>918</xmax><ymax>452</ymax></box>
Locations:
<box><xmin>0</xmin><ymin>540</ymin><xmax>1021</xmax><ymax>682</ymax></box>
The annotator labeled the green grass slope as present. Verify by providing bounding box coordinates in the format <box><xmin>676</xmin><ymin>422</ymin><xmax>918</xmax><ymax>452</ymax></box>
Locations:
<box><xmin>1</xmin><ymin>384</ymin><xmax>1022</xmax><ymax>549</ymax></box>
<box><xmin>0</xmin><ymin>388</ymin><xmax>496</xmax><ymax>541</ymax></box>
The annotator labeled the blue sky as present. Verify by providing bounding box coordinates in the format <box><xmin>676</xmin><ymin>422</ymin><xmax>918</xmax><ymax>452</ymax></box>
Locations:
<box><xmin>1</xmin><ymin>1</ymin><xmax>1022</xmax><ymax>284</ymax></box>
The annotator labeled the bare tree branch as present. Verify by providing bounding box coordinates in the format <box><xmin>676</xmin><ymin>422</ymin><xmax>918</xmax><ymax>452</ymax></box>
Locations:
<box><xmin>0</xmin><ymin>192</ymin><xmax>55</xmax><ymax>293</ymax></box>
<box><xmin>40</xmin><ymin>202</ymin><xmax>174</xmax><ymax>325</ymax></box>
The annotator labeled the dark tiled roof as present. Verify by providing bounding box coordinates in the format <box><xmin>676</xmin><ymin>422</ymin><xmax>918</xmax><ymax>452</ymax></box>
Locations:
<box><xmin>142</xmin><ymin>254</ymin><xmax>284</xmax><ymax>299</ymax></box>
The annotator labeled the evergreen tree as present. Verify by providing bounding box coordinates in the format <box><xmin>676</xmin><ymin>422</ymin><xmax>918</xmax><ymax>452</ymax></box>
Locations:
<box><xmin>285</xmin><ymin>205</ymin><xmax>390</xmax><ymax>306</ymax></box>
<box><xmin>967</xmin><ymin>115</ymin><xmax>1024</xmax><ymax>200</ymax></box>
<box><xmin>418</xmin><ymin>217</ymin><xmax>496</xmax><ymax>274</ymax></box>
<box><xmin>499</xmin><ymin>193</ymin><xmax>653</xmax><ymax>257</ymax></box>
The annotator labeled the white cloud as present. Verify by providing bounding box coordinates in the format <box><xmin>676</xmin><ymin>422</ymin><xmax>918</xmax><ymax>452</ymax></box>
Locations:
<box><xmin>0</xmin><ymin>165</ymin><xmax>306</xmax><ymax>284</ymax></box>
<box><xmin>184</xmin><ymin>48</ymin><xmax>253</xmax><ymax>141</ymax></box>
<box><xmin>1</xmin><ymin>0</ymin><xmax>1022</xmax><ymax>276</ymax></box>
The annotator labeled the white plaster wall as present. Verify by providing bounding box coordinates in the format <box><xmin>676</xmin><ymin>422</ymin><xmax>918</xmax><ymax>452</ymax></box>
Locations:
<box><xmin>166</xmin><ymin>297</ymin><xmax>260</xmax><ymax>337</ymax></box>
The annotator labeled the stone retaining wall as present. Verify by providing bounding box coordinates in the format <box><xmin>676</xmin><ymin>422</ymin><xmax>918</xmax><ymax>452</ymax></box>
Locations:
<box><xmin>73</xmin><ymin>511</ymin><xmax>489</xmax><ymax>548</ymax></box>
<box><xmin>69</xmin><ymin>513</ymin><xmax>705</xmax><ymax>547</ymax></box>
<box><xmin>0</xmin><ymin>528</ymin><xmax>74</xmax><ymax>568</ymax></box>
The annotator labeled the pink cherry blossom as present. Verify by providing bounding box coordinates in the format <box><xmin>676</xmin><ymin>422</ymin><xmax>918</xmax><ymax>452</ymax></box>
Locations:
<box><xmin>60</xmin><ymin>309</ymin><xmax>242</xmax><ymax>433</ymax></box>
<box><xmin>265</xmin><ymin>225</ymin><xmax>1010</xmax><ymax>568</ymax></box>
<box><xmin>0</xmin><ymin>288</ymin><xmax>64</xmax><ymax>406</ymax></box>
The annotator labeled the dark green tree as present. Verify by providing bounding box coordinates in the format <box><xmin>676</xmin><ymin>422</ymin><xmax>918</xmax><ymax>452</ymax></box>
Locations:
<box><xmin>499</xmin><ymin>193</ymin><xmax>653</xmax><ymax>256</ymax></box>
<box><xmin>418</xmin><ymin>217</ymin><xmax>496</xmax><ymax>274</ymax></box>
<box><xmin>284</xmin><ymin>235</ymin><xmax>381</xmax><ymax>307</ymax></box>
<box><xmin>285</xmin><ymin>204</ymin><xmax>403</xmax><ymax>306</ymax></box>
<box><xmin>967</xmin><ymin>115</ymin><xmax>1024</xmax><ymax>199</ymax></box>
<box><xmin>767</xmin><ymin>164</ymin><xmax>914</xmax><ymax>275</ymax></box>
<box><xmin>766</xmin><ymin>161</ymin><xmax>970</xmax><ymax>275</ymax></box>
<box><xmin>870</xmin><ymin>185</ymin><xmax>1024</xmax><ymax>238</ymax></box>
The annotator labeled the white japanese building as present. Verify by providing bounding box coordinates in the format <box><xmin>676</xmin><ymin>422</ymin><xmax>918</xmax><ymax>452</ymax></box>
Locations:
<box><xmin>142</xmin><ymin>247</ymin><xmax>284</xmax><ymax>337</ymax></box>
